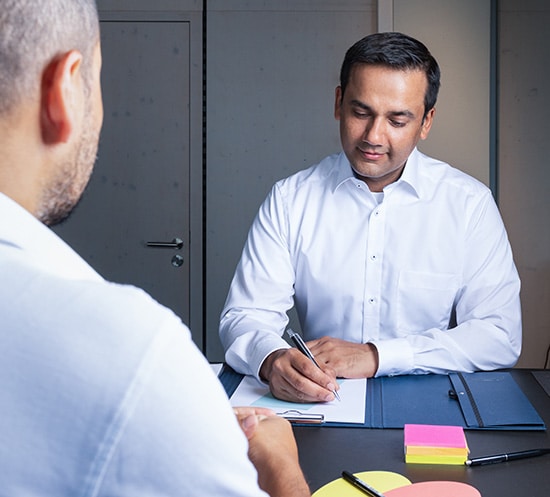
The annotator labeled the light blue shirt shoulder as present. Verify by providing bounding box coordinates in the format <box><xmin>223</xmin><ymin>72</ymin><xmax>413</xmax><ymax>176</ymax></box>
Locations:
<box><xmin>0</xmin><ymin>194</ymin><xmax>267</xmax><ymax>497</ymax></box>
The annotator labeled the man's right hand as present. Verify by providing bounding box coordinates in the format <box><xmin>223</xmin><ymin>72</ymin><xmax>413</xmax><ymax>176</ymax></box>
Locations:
<box><xmin>259</xmin><ymin>348</ymin><xmax>339</xmax><ymax>402</ymax></box>
<box><xmin>246</xmin><ymin>413</ymin><xmax>311</xmax><ymax>497</ymax></box>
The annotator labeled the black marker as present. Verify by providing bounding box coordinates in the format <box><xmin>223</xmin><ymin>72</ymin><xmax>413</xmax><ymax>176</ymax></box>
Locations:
<box><xmin>341</xmin><ymin>471</ymin><xmax>386</xmax><ymax>497</ymax></box>
<box><xmin>465</xmin><ymin>448</ymin><xmax>550</xmax><ymax>466</ymax></box>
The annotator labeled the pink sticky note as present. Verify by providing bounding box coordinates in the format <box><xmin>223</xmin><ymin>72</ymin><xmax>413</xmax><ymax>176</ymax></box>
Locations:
<box><xmin>404</xmin><ymin>424</ymin><xmax>468</xmax><ymax>448</ymax></box>
<box><xmin>385</xmin><ymin>481</ymin><xmax>481</xmax><ymax>497</ymax></box>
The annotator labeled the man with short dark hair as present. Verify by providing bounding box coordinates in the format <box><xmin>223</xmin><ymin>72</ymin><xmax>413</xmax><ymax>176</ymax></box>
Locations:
<box><xmin>220</xmin><ymin>32</ymin><xmax>522</xmax><ymax>403</ymax></box>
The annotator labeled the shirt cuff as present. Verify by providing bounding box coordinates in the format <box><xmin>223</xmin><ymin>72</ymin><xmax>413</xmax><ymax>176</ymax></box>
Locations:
<box><xmin>247</xmin><ymin>334</ymin><xmax>291</xmax><ymax>382</ymax></box>
<box><xmin>371</xmin><ymin>338</ymin><xmax>414</xmax><ymax>377</ymax></box>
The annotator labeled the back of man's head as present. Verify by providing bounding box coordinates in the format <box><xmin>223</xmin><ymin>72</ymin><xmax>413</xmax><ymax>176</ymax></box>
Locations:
<box><xmin>0</xmin><ymin>0</ymin><xmax>99</xmax><ymax>118</ymax></box>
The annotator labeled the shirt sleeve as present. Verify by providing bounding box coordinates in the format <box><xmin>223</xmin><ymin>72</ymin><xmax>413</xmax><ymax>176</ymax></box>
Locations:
<box><xmin>219</xmin><ymin>183</ymin><xmax>293</xmax><ymax>381</ymax></box>
<box><xmin>97</xmin><ymin>310</ymin><xmax>269</xmax><ymax>497</ymax></box>
<box><xmin>373</xmin><ymin>189</ymin><xmax>522</xmax><ymax>377</ymax></box>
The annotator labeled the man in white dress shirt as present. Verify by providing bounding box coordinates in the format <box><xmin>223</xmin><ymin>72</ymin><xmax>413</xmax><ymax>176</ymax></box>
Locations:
<box><xmin>0</xmin><ymin>1</ymin><xmax>310</xmax><ymax>495</ymax></box>
<box><xmin>220</xmin><ymin>32</ymin><xmax>522</xmax><ymax>403</ymax></box>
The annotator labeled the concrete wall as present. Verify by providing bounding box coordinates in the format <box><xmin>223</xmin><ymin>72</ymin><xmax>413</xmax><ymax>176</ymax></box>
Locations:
<box><xmin>205</xmin><ymin>0</ymin><xmax>377</xmax><ymax>359</ymax></box>
<box><xmin>498</xmin><ymin>0</ymin><xmax>550</xmax><ymax>368</ymax></box>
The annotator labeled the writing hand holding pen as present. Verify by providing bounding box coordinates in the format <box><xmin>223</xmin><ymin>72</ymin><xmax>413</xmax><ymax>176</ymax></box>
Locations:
<box><xmin>259</xmin><ymin>331</ymin><xmax>340</xmax><ymax>403</ymax></box>
<box><xmin>286</xmin><ymin>329</ymin><xmax>341</xmax><ymax>401</ymax></box>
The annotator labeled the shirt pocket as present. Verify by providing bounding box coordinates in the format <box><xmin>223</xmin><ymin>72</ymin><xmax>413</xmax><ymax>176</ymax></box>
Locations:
<box><xmin>396</xmin><ymin>270</ymin><xmax>458</xmax><ymax>333</ymax></box>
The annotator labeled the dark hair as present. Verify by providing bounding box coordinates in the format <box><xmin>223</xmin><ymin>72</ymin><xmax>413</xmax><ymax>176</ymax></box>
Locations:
<box><xmin>339</xmin><ymin>32</ymin><xmax>441</xmax><ymax>119</ymax></box>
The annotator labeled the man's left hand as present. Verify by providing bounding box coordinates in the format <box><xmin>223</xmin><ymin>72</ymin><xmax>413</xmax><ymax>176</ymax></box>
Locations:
<box><xmin>307</xmin><ymin>337</ymin><xmax>379</xmax><ymax>378</ymax></box>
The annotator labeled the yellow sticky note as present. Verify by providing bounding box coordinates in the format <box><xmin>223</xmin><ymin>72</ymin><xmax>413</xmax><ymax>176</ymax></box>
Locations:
<box><xmin>405</xmin><ymin>453</ymin><xmax>468</xmax><ymax>465</ymax></box>
<box><xmin>312</xmin><ymin>471</ymin><xmax>411</xmax><ymax>497</ymax></box>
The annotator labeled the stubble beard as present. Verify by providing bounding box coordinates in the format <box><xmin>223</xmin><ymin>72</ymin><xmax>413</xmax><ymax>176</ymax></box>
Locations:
<box><xmin>37</xmin><ymin>102</ymin><xmax>100</xmax><ymax>227</ymax></box>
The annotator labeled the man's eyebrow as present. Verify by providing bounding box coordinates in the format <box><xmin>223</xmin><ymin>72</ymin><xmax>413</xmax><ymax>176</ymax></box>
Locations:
<box><xmin>350</xmin><ymin>100</ymin><xmax>415</xmax><ymax>119</ymax></box>
<box><xmin>388</xmin><ymin>110</ymin><xmax>415</xmax><ymax>119</ymax></box>
<box><xmin>350</xmin><ymin>99</ymin><xmax>371</xmax><ymax>111</ymax></box>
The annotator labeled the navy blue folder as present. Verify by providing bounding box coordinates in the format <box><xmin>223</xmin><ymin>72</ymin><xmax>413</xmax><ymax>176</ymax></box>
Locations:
<box><xmin>367</xmin><ymin>372</ymin><xmax>545</xmax><ymax>430</ymax></box>
<box><xmin>219</xmin><ymin>366</ymin><xmax>545</xmax><ymax>430</ymax></box>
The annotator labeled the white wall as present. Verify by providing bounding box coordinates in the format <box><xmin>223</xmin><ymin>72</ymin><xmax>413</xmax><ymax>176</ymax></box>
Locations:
<box><xmin>393</xmin><ymin>0</ymin><xmax>492</xmax><ymax>186</ymax></box>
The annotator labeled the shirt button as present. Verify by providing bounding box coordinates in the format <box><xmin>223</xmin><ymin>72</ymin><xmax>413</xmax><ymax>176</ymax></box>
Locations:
<box><xmin>370</xmin><ymin>254</ymin><xmax>377</xmax><ymax>261</ymax></box>
<box><xmin>369</xmin><ymin>298</ymin><xmax>376</xmax><ymax>304</ymax></box>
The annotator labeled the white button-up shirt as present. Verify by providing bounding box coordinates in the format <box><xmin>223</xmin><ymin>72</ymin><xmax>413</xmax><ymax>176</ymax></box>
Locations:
<box><xmin>220</xmin><ymin>148</ymin><xmax>522</xmax><ymax>379</ymax></box>
<box><xmin>0</xmin><ymin>193</ymin><xmax>267</xmax><ymax>497</ymax></box>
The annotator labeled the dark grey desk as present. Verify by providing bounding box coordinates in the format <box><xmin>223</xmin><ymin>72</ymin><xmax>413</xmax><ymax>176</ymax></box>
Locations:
<box><xmin>293</xmin><ymin>370</ymin><xmax>550</xmax><ymax>497</ymax></box>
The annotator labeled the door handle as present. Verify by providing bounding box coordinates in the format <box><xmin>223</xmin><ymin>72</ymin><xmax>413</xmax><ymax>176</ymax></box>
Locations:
<box><xmin>146</xmin><ymin>237</ymin><xmax>183</xmax><ymax>250</ymax></box>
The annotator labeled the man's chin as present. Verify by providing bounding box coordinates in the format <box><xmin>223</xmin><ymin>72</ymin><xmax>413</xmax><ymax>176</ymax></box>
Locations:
<box><xmin>40</xmin><ymin>207</ymin><xmax>74</xmax><ymax>227</ymax></box>
<box><xmin>39</xmin><ymin>195</ymin><xmax>83</xmax><ymax>227</ymax></box>
<box><xmin>350</xmin><ymin>163</ymin><xmax>386</xmax><ymax>181</ymax></box>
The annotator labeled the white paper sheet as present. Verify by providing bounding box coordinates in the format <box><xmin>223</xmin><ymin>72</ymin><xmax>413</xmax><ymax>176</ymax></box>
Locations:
<box><xmin>229</xmin><ymin>375</ymin><xmax>367</xmax><ymax>424</ymax></box>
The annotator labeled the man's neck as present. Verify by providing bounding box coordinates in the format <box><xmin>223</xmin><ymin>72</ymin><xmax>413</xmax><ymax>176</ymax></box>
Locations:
<box><xmin>352</xmin><ymin>163</ymin><xmax>406</xmax><ymax>192</ymax></box>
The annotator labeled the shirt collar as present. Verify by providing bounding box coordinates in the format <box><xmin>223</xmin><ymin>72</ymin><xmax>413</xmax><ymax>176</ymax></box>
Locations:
<box><xmin>333</xmin><ymin>148</ymin><xmax>423</xmax><ymax>198</ymax></box>
<box><xmin>393</xmin><ymin>147</ymin><xmax>422</xmax><ymax>198</ymax></box>
<box><xmin>0</xmin><ymin>192</ymin><xmax>102</xmax><ymax>281</ymax></box>
<box><xmin>333</xmin><ymin>152</ymin><xmax>357</xmax><ymax>191</ymax></box>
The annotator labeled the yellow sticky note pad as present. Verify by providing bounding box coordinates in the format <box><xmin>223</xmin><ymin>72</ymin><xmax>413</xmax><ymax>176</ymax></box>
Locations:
<box><xmin>405</xmin><ymin>453</ymin><xmax>468</xmax><ymax>465</ymax></box>
<box><xmin>313</xmin><ymin>472</ymin><xmax>481</xmax><ymax>497</ymax></box>
<box><xmin>404</xmin><ymin>424</ymin><xmax>469</xmax><ymax>464</ymax></box>
<box><xmin>312</xmin><ymin>471</ymin><xmax>411</xmax><ymax>497</ymax></box>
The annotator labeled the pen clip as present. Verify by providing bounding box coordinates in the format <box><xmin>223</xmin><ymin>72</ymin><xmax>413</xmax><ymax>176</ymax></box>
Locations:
<box><xmin>278</xmin><ymin>409</ymin><xmax>325</xmax><ymax>424</ymax></box>
<box><xmin>286</xmin><ymin>329</ymin><xmax>320</xmax><ymax>366</ymax></box>
<box><xmin>286</xmin><ymin>328</ymin><xmax>298</xmax><ymax>340</ymax></box>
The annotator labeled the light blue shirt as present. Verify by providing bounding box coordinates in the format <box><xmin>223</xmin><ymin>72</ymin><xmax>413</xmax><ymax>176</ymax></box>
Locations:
<box><xmin>220</xmin><ymin>148</ymin><xmax>522</xmax><ymax>379</ymax></box>
<box><xmin>0</xmin><ymin>193</ymin><xmax>267</xmax><ymax>497</ymax></box>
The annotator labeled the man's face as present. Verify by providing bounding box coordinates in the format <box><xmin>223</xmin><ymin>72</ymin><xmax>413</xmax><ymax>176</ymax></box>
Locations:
<box><xmin>335</xmin><ymin>64</ymin><xmax>434</xmax><ymax>192</ymax></box>
<box><xmin>39</xmin><ymin>43</ymin><xmax>103</xmax><ymax>226</ymax></box>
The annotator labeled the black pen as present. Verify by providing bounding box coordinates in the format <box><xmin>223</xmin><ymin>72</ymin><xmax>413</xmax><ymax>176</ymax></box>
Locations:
<box><xmin>286</xmin><ymin>329</ymin><xmax>341</xmax><ymax>401</ymax></box>
<box><xmin>341</xmin><ymin>471</ymin><xmax>386</xmax><ymax>497</ymax></box>
<box><xmin>465</xmin><ymin>448</ymin><xmax>550</xmax><ymax>466</ymax></box>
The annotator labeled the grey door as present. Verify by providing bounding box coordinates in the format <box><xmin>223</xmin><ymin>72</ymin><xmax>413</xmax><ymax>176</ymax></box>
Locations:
<box><xmin>54</xmin><ymin>11</ymin><xmax>203</xmax><ymax>346</ymax></box>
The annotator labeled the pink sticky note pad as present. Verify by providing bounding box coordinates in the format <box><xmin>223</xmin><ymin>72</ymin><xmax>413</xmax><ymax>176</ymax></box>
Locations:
<box><xmin>385</xmin><ymin>481</ymin><xmax>481</xmax><ymax>497</ymax></box>
<box><xmin>404</xmin><ymin>424</ymin><xmax>467</xmax><ymax>448</ymax></box>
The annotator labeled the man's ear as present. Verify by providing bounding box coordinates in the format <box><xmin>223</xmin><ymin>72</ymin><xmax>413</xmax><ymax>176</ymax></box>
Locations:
<box><xmin>420</xmin><ymin>107</ymin><xmax>436</xmax><ymax>141</ymax></box>
<box><xmin>40</xmin><ymin>50</ymin><xmax>83</xmax><ymax>145</ymax></box>
<box><xmin>334</xmin><ymin>86</ymin><xmax>343</xmax><ymax>121</ymax></box>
